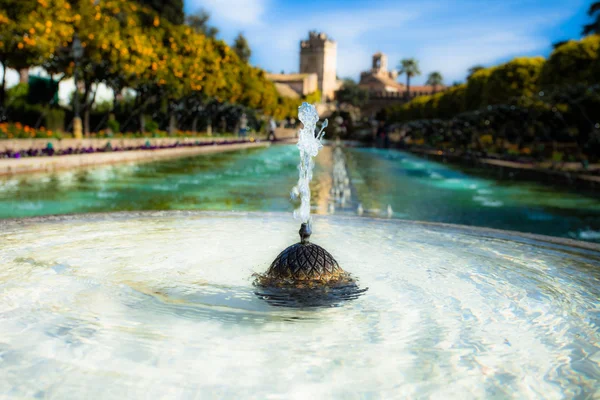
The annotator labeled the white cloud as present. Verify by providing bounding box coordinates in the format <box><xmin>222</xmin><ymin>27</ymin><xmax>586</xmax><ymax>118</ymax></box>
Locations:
<box><xmin>186</xmin><ymin>0</ymin><xmax>267</xmax><ymax>26</ymax></box>
<box><xmin>417</xmin><ymin>32</ymin><xmax>549</xmax><ymax>84</ymax></box>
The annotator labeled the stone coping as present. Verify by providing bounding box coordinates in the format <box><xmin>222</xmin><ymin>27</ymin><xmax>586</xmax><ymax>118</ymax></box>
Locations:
<box><xmin>0</xmin><ymin>141</ymin><xmax>269</xmax><ymax>176</ymax></box>
<box><xmin>1</xmin><ymin>210</ymin><xmax>598</xmax><ymax>253</ymax></box>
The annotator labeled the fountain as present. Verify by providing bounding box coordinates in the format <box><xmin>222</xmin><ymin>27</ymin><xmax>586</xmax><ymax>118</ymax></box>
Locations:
<box><xmin>254</xmin><ymin>103</ymin><xmax>357</xmax><ymax>289</ymax></box>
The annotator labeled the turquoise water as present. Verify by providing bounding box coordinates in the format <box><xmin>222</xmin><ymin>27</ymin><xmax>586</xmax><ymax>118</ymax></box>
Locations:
<box><xmin>0</xmin><ymin>146</ymin><xmax>326</xmax><ymax>218</ymax></box>
<box><xmin>345</xmin><ymin>148</ymin><xmax>600</xmax><ymax>241</ymax></box>
<box><xmin>1</xmin><ymin>144</ymin><xmax>600</xmax><ymax>241</ymax></box>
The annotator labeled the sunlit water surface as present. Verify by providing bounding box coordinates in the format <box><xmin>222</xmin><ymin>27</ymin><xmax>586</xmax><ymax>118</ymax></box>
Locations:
<box><xmin>1</xmin><ymin>212</ymin><xmax>599</xmax><ymax>399</ymax></box>
<box><xmin>1</xmin><ymin>145</ymin><xmax>600</xmax><ymax>241</ymax></box>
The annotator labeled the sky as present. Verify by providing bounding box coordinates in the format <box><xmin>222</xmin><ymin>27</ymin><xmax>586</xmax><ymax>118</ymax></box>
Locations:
<box><xmin>184</xmin><ymin>0</ymin><xmax>592</xmax><ymax>85</ymax></box>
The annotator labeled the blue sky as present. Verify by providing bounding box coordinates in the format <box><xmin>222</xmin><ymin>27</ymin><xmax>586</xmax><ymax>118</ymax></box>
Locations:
<box><xmin>184</xmin><ymin>0</ymin><xmax>592</xmax><ymax>85</ymax></box>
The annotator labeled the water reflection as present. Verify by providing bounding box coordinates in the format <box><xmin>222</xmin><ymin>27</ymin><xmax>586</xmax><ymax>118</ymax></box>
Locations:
<box><xmin>345</xmin><ymin>147</ymin><xmax>600</xmax><ymax>241</ymax></box>
<box><xmin>254</xmin><ymin>283</ymin><xmax>368</xmax><ymax>308</ymax></box>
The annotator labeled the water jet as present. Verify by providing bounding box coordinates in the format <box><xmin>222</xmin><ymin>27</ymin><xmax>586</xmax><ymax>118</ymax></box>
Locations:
<box><xmin>255</xmin><ymin>103</ymin><xmax>356</xmax><ymax>288</ymax></box>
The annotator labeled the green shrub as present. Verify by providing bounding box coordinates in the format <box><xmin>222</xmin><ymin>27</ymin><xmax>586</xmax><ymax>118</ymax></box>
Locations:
<box><xmin>304</xmin><ymin>90</ymin><xmax>322</xmax><ymax>104</ymax></box>
<box><xmin>26</xmin><ymin>76</ymin><xmax>59</xmax><ymax>105</ymax></box>
<box><xmin>5</xmin><ymin>83</ymin><xmax>64</xmax><ymax>131</ymax></box>
<box><xmin>6</xmin><ymin>103</ymin><xmax>65</xmax><ymax>131</ymax></box>
<box><xmin>437</xmin><ymin>84</ymin><xmax>467</xmax><ymax>119</ymax></box>
<box><xmin>6</xmin><ymin>83</ymin><xmax>29</xmax><ymax>104</ymax></box>
<box><xmin>144</xmin><ymin>119</ymin><xmax>159</xmax><ymax>134</ymax></box>
<box><xmin>465</xmin><ymin>67</ymin><xmax>494</xmax><ymax>110</ymax></box>
<box><xmin>43</xmin><ymin>107</ymin><xmax>66</xmax><ymax>132</ymax></box>
<box><xmin>107</xmin><ymin>118</ymin><xmax>120</xmax><ymax>134</ymax></box>
<box><xmin>407</xmin><ymin>95</ymin><xmax>433</xmax><ymax>120</ymax></box>
<box><xmin>484</xmin><ymin>57</ymin><xmax>545</xmax><ymax>105</ymax></box>
<box><xmin>540</xmin><ymin>35</ymin><xmax>600</xmax><ymax>86</ymax></box>
<box><xmin>423</xmin><ymin>93</ymin><xmax>442</xmax><ymax>119</ymax></box>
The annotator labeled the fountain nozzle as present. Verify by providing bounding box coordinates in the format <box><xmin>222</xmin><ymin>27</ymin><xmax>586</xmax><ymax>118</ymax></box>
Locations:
<box><xmin>299</xmin><ymin>223</ymin><xmax>311</xmax><ymax>244</ymax></box>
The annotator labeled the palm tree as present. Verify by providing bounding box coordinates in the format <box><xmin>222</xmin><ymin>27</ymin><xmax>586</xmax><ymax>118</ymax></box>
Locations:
<box><xmin>426</xmin><ymin>71</ymin><xmax>443</xmax><ymax>93</ymax></box>
<box><xmin>397</xmin><ymin>58</ymin><xmax>421</xmax><ymax>97</ymax></box>
<box><xmin>583</xmin><ymin>1</ymin><xmax>600</xmax><ymax>36</ymax></box>
<box><xmin>467</xmin><ymin>65</ymin><xmax>485</xmax><ymax>79</ymax></box>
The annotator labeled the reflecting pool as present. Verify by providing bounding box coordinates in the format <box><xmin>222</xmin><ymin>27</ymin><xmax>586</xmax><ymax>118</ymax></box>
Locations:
<box><xmin>1</xmin><ymin>145</ymin><xmax>599</xmax><ymax>241</ymax></box>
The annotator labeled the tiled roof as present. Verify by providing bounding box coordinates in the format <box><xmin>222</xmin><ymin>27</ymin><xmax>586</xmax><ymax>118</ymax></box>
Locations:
<box><xmin>274</xmin><ymin>83</ymin><xmax>300</xmax><ymax>99</ymax></box>
<box><xmin>360</xmin><ymin>74</ymin><xmax>404</xmax><ymax>90</ymax></box>
<box><xmin>407</xmin><ymin>85</ymin><xmax>445</xmax><ymax>93</ymax></box>
<box><xmin>266</xmin><ymin>73</ymin><xmax>311</xmax><ymax>82</ymax></box>
<box><xmin>361</xmin><ymin>73</ymin><xmax>445</xmax><ymax>94</ymax></box>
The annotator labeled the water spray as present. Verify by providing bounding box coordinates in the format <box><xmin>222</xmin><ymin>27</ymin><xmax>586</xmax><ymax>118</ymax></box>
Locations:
<box><xmin>255</xmin><ymin>103</ymin><xmax>352</xmax><ymax>288</ymax></box>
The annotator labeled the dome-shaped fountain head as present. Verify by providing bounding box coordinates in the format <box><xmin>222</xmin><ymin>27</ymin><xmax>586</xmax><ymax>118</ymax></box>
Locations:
<box><xmin>260</xmin><ymin>223</ymin><xmax>349</xmax><ymax>285</ymax></box>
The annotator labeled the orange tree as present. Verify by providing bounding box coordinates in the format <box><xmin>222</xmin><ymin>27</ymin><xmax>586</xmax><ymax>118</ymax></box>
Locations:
<box><xmin>40</xmin><ymin>0</ymin><xmax>158</xmax><ymax>135</ymax></box>
<box><xmin>4</xmin><ymin>0</ymin><xmax>302</xmax><ymax>134</ymax></box>
<box><xmin>0</xmin><ymin>0</ymin><xmax>73</xmax><ymax>108</ymax></box>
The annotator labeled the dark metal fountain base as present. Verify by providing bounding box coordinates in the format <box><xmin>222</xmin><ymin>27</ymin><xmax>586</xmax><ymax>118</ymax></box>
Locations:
<box><xmin>255</xmin><ymin>223</ymin><xmax>353</xmax><ymax>288</ymax></box>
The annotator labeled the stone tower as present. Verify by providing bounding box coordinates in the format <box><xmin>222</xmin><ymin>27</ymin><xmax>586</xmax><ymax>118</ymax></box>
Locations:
<box><xmin>370</xmin><ymin>52</ymin><xmax>397</xmax><ymax>80</ymax></box>
<box><xmin>372</xmin><ymin>52</ymin><xmax>388</xmax><ymax>73</ymax></box>
<box><xmin>300</xmin><ymin>31</ymin><xmax>337</xmax><ymax>101</ymax></box>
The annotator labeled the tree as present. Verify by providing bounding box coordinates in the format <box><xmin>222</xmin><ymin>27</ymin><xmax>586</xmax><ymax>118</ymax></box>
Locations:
<box><xmin>540</xmin><ymin>34</ymin><xmax>600</xmax><ymax>86</ymax></box>
<box><xmin>136</xmin><ymin>0</ymin><xmax>184</xmax><ymax>25</ymax></box>
<box><xmin>233</xmin><ymin>33</ymin><xmax>251</xmax><ymax>63</ymax></box>
<box><xmin>484</xmin><ymin>57</ymin><xmax>545</xmax><ymax>105</ymax></box>
<box><xmin>185</xmin><ymin>10</ymin><xmax>218</xmax><ymax>38</ymax></box>
<box><xmin>397</xmin><ymin>58</ymin><xmax>421</xmax><ymax>96</ymax></box>
<box><xmin>0</xmin><ymin>0</ymin><xmax>73</xmax><ymax>109</ymax></box>
<box><xmin>583</xmin><ymin>1</ymin><xmax>600</xmax><ymax>36</ymax></box>
<box><xmin>552</xmin><ymin>40</ymin><xmax>569</xmax><ymax>49</ymax></box>
<box><xmin>465</xmin><ymin>67</ymin><xmax>494</xmax><ymax>110</ymax></box>
<box><xmin>467</xmin><ymin>65</ymin><xmax>485</xmax><ymax>79</ymax></box>
<box><xmin>335</xmin><ymin>79</ymin><xmax>369</xmax><ymax>108</ymax></box>
<box><xmin>426</xmin><ymin>71</ymin><xmax>443</xmax><ymax>93</ymax></box>
<box><xmin>48</xmin><ymin>0</ymin><xmax>160</xmax><ymax>135</ymax></box>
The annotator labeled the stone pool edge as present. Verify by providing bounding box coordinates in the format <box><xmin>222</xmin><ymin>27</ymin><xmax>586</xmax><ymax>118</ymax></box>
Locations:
<box><xmin>0</xmin><ymin>141</ymin><xmax>270</xmax><ymax>176</ymax></box>
<box><xmin>1</xmin><ymin>210</ymin><xmax>598</xmax><ymax>254</ymax></box>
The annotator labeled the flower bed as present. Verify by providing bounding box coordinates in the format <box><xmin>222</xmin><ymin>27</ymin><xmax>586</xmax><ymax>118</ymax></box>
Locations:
<box><xmin>0</xmin><ymin>136</ymin><xmax>259</xmax><ymax>159</ymax></box>
<box><xmin>0</xmin><ymin>123</ymin><xmax>265</xmax><ymax>159</ymax></box>
<box><xmin>88</xmin><ymin>130</ymin><xmax>239</xmax><ymax>139</ymax></box>
<box><xmin>0</xmin><ymin>122</ymin><xmax>242</xmax><ymax>140</ymax></box>
<box><xmin>0</xmin><ymin>123</ymin><xmax>62</xmax><ymax>139</ymax></box>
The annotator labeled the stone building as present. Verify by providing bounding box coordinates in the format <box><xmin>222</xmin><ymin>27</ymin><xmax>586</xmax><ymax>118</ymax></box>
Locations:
<box><xmin>265</xmin><ymin>73</ymin><xmax>318</xmax><ymax>99</ymax></box>
<box><xmin>359</xmin><ymin>52</ymin><xmax>404</xmax><ymax>93</ymax></box>
<box><xmin>267</xmin><ymin>31</ymin><xmax>340</xmax><ymax>102</ymax></box>
<box><xmin>359</xmin><ymin>52</ymin><xmax>441</xmax><ymax>97</ymax></box>
<box><xmin>358</xmin><ymin>52</ymin><xmax>445</xmax><ymax>116</ymax></box>
<box><xmin>299</xmin><ymin>31</ymin><xmax>338</xmax><ymax>101</ymax></box>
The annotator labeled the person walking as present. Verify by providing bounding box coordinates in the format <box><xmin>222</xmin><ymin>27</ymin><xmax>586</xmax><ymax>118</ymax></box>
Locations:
<box><xmin>239</xmin><ymin>113</ymin><xmax>248</xmax><ymax>138</ymax></box>
<box><xmin>268</xmin><ymin>118</ymin><xmax>277</xmax><ymax>141</ymax></box>
<box><xmin>376</xmin><ymin>121</ymin><xmax>386</xmax><ymax>148</ymax></box>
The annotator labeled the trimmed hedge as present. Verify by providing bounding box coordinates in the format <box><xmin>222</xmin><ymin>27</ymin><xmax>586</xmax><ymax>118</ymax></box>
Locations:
<box><xmin>540</xmin><ymin>34</ymin><xmax>600</xmax><ymax>86</ymax></box>
<box><xmin>484</xmin><ymin>56</ymin><xmax>545</xmax><ymax>104</ymax></box>
<box><xmin>465</xmin><ymin>68</ymin><xmax>493</xmax><ymax>110</ymax></box>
